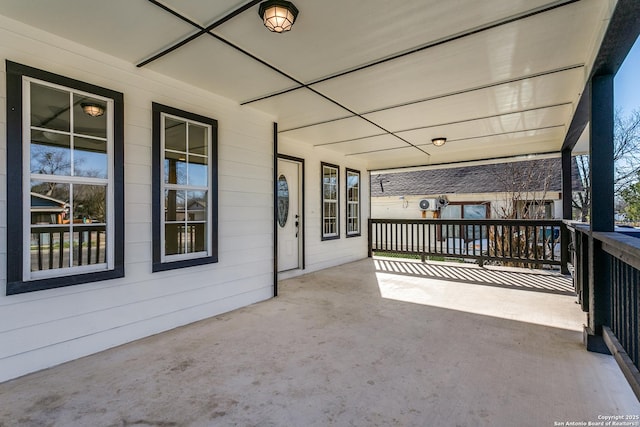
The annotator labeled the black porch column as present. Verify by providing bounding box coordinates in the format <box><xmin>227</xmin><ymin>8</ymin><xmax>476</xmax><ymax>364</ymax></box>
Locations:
<box><xmin>560</xmin><ymin>148</ymin><xmax>572</xmax><ymax>274</ymax></box>
<box><xmin>586</xmin><ymin>73</ymin><xmax>614</xmax><ymax>352</ymax></box>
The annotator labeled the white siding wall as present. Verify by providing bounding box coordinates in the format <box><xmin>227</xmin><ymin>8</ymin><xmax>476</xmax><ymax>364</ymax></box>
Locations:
<box><xmin>0</xmin><ymin>17</ymin><xmax>278</xmax><ymax>382</ymax></box>
<box><xmin>278</xmin><ymin>136</ymin><xmax>370</xmax><ymax>279</ymax></box>
<box><xmin>372</xmin><ymin>192</ymin><xmax>561</xmax><ymax>219</ymax></box>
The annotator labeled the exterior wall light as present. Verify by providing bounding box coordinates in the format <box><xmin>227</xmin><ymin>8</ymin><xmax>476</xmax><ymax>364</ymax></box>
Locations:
<box><xmin>259</xmin><ymin>0</ymin><xmax>299</xmax><ymax>33</ymax></box>
<box><xmin>432</xmin><ymin>137</ymin><xmax>447</xmax><ymax>147</ymax></box>
<box><xmin>81</xmin><ymin>102</ymin><xmax>105</xmax><ymax>117</ymax></box>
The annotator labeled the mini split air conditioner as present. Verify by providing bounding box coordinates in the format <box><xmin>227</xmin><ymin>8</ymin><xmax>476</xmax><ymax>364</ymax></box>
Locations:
<box><xmin>419</xmin><ymin>199</ymin><xmax>437</xmax><ymax>211</ymax></box>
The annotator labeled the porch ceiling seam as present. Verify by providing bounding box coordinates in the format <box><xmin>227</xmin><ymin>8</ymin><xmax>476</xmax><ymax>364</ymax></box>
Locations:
<box><xmin>345</xmin><ymin>124</ymin><xmax>566</xmax><ymax>156</ymax></box>
<box><xmin>310</xmin><ymin>102</ymin><xmax>573</xmax><ymax>147</ymax></box>
<box><xmin>240</xmin><ymin>0</ymin><xmax>583</xmax><ymax>106</ymax></box>
<box><xmin>366</xmin><ymin>151</ymin><xmax>561</xmax><ymax>173</ymax></box>
<box><xmin>142</xmin><ymin>0</ymin><xmax>432</xmax><ymax>157</ymax></box>
<box><xmin>278</xmin><ymin>65</ymin><xmax>584</xmax><ymax>134</ymax></box>
<box><xmin>137</xmin><ymin>0</ymin><xmax>263</xmax><ymax>67</ymax></box>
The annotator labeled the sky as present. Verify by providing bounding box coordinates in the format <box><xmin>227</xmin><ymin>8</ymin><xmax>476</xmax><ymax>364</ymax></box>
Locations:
<box><xmin>614</xmin><ymin>36</ymin><xmax>640</xmax><ymax>114</ymax></box>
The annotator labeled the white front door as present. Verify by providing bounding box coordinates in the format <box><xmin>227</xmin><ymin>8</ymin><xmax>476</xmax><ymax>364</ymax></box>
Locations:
<box><xmin>277</xmin><ymin>158</ymin><xmax>301</xmax><ymax>272</ymax></box>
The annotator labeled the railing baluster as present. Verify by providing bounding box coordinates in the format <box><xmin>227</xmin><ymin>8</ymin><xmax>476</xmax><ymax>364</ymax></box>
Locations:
<box><xmin>96</xmin><ymin>230</ymin><xmax>101</xmax><ymax>263</ymax></box>
<box><xmin>508</xmin><ymin>224</ymin><xmax>513</xmax><ymax>260</ymax></box>
<box><xmin>87</xmin><ymin>231</ymin><xmax>93</xmax><ymax>264</ymax></box>
<box><xmin>59</xmin><ymin>231</ymin><xmax>65</xmax><ymax>268</ymax></box>
<box><xmin>78</xmin><ymin>231</ymin><xmax>84</xmax><ymax>266</ymax></box>
<box><xmin>37</xmin><ymin>232</ymin><xmax>43</xmax><ymax>271</ymax></box>
<box><xmin>634</xmin><ymin>268</ymin><xmax>639</xmax><ymax>367</ymax></box>
<box><xmin>48</xmin><ymin>232</ymin><xmax>54</xmax><ymax>269</ymax></box>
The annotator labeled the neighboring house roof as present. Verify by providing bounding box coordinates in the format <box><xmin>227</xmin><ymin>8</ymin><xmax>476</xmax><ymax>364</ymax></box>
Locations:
<box><xmin>30</xmin><ymin>192</ymin><xmax>67</xmax><ymax>212</ymax></box>
<box><xmin>371</xmin><ymin>158</ymin><xmax>584</xmax><ymax>197</ymax></box>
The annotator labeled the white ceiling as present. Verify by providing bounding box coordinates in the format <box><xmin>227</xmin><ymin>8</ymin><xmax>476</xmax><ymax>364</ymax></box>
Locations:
<box><xmin>0</xmin><ymin>0</ymin><xmax>613</xmax><ymax>169</ymax></box>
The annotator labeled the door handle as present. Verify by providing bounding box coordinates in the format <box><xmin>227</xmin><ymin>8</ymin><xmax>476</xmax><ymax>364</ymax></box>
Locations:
<box><xmin>295</xmin><ymin>215</ymin><xmax>299</xmax><ymax>237</ymax></box>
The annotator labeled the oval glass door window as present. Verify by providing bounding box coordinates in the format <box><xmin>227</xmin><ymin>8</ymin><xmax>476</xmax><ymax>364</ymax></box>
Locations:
<box><xmin>277</xmin><ymin>174</ymin><xmax>289</xmax><ymax>227</ymax></box>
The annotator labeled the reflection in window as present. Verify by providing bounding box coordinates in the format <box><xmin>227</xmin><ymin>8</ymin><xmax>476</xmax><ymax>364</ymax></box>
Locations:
<box><xmin>153</xmin><ymin>103</ymin><xmax>217</xmax><ymax>271</ymax></box>
<box><xmin>277</xmin><ymin>175</ymin><xmax>289</xmax><ymax>227</ymax></box>
<box><xmin>322</xmin><ymin>163</ymin><xmax>339</xmax><ymax>240</ymax></box>
<box><xmin>27</xmin><ymin>79</ymin><xmax>111</xmax><ymax>277</ymax></box>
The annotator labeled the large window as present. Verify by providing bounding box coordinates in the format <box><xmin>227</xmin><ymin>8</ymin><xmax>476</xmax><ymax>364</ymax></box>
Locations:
<box><xmin>321</xmin><ymin>162</ymin><xmax>339</xmax><ymax>240</ymax></box>
<box><xmin>346</xmin><ymin>168</ymin><xmax>360</xmax><ymax>237</ymax></box>
<box><xmin>152</xmin><ymin>103</ymin><xmax>218</xmax><ymax>272</ymax></box>
<box><xmin>440</xmin><ymin>202</ymin><xmax>489</xmax><ymax>241</ymax></box>
<box><xmin>6</xmin><ymin>61</ymin><xmax>124</xmax><ymax>294</ymax></box>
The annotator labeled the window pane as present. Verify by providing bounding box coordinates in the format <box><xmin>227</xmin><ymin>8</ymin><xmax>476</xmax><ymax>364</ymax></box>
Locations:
<box><xmin>30</xmin><ymin>181</ymin><xmax>71</xmax><ymax>271</ymax></box>
<box><xmin>72</xmin><ymin>228</ymin><xmax>107</xmax><ymax>267</ymax></box>
<box><xmin>31</xmin><ymin>181</ymin><xmax>70</xmax><ymax>224</ymax></box>
<box><xmin>185</xmin><ymin>224</ymin><xmax>206</xmax><ymax>253</ymax></box>
<box><xmin>277</xmin><ymin>175</ymin><xmax>289</xmax><ymax>228</ymax></box>
<box><xmin>463</xmin><ymin>204</ymin><xmax>487</xmax><ymax>219</ymax></box>
<box><xmin>73</xmin><ymin>94</ymin><xmax>107</xmax><ymax>138</ymax></box>
<box><xmin>74</xmin><ymin>136</ymin><xmax>107</xmax><ymax>178</ymax></box>
<box><xmin>187</xmin><ymin>191</ymin><xmax>207</xmax><ymax>221</ymax></box>
<box><xmin>185</xmin><ymin>191</ymin><xmax>208</xmax><ymax>253</ymax></box>
<box><xmin>164</xmin><ymin>151</ymin><xmax>187</xmax><ymax>185</ymax></box>
<box><xmin>441</xmin><ymin>205</ymin><xmax>461</xmax><ymax>219</ymax></box>
<box><xmin>324</xmin><ymin>218</ymin><xmax>336</xmax><ymax>235</ymax></box>
<box><xmin>165</xmin><ymin>118</ymin><xmax>186</xmax><ymax>152</ymax></box>
<box><xmin>324</xmin><ymin>202</ymin><xmax>332</xmax><ymax>217</ymax></box>
<box><xmin>188</xmin><ymin>155</ymin><xmax>208</xmax><ymax>187</ymax></box>
<box><xmin>31</xmin><ymin>230</ymin><xmax>71</xmax><ymax>271</ymax></box>
<box><xmin>165</xmin><ymin>189</ymin><xmax>185</xmax><ymax>221</ymax></box>
<box><xmin>189</xmin><ymin>124</ymin><xmax>207</xmax><ymax>156</ymax></box>
<box><xmin>30</xmin><ymin>129</ymin><xmax>71</xmax><ymax>176</ymax></box>
<box><xmin>441</xmin><ymin>205</ymin><xmax>461</xmax><ymax>239</ymax></box>
<box><xmin>165</xmin><ymin>224</ymin><xmax>184</xmax><ymax>255</ymax></box>
<box><xmin>31</xmin><ymin>83</ymin><xmax>70</xmax><ymax>132</ymax></box>
<box><xmin>74</xmin><ymin>184</ymin><xmax>107</xmax><ymax>224</ymax></box>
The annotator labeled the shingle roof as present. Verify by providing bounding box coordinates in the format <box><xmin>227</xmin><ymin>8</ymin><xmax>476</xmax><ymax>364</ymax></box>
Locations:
<box><xmin>371</xmin><ymin>158</ymin><xmax>583</xmax><ymax>197</ymax></box>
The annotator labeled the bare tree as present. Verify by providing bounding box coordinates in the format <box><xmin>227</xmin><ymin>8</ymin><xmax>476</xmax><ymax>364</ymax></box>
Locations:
<box><xmin>490</xmin><ymin>159</ymin><xmax>555</xmax><ymax>220</ymax></box>
<box><xmin>573</xmin><ymin>108</ymin><xmax>640</xmax><ymax>221</ymax></box>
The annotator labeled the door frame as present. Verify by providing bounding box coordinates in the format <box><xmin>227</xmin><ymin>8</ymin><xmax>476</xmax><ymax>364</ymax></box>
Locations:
<box><xmin>275</xmin><ymin>154</ymin><xmax>305</xmax><ymax>279</ymax></box>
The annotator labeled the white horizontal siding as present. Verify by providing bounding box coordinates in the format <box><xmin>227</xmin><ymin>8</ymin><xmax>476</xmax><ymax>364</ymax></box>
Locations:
<box><xmin>0</xmin><ymin>285</ymin><xmax>272</xmax><ymax>382</ymax></box>
<box><xmin>0</xmin><ymin>15</ymin><xmax>276</xmax><ymax>382</ymax></box>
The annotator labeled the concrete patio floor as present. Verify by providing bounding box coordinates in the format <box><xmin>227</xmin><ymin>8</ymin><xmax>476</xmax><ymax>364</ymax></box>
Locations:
<box><xmin>1</xmin><ymin>258</ymin><xmax>638</xmax><ymax>426</ymax></box>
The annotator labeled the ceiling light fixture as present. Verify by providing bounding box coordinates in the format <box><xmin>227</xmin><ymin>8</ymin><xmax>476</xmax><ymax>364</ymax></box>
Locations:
<box><xmin>258</xmin><ymin>0</ymin><xmax>299</xmax><ymax>33</ymax></box>
<box><xmin>81</xmin><ymin>102</ymin><xmax>105</xmax><ymax>117</ymax></box>
<box><xmin>432</xmin><ymin>137</ymin><xmax>447</xmax><ymax>147</ymax></box>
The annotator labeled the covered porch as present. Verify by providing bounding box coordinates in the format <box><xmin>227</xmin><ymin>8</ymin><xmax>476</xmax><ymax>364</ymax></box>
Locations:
<box><xmin>0</xmin><ymin>0</ymin><xmax>640</xmax><ymax>411</ymax></box>
<box><xmin>0</xmin><ymin>259</ymin><xmax>637</xmax><ymax>426</ymax></box>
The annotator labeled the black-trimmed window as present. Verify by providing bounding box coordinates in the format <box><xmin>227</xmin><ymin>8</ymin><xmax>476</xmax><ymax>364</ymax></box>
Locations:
<box><xmin>152</xmin><ymin>103</ymin><xmax>218</xmax><ymax>272</ymax></box>
<box><xmin>6</xmin><ymin>61</ymin><xmax>124</xmax><ymax>295</ymax></box>
<box><xmin>346</xmin><ymin>168</ymin><xmax>361</xmax><ymax>237</ymax></box>
<box><xmin>321</xmin><ymin>162</ymin><xmax>339</xmax><ymax>240</ymax></box>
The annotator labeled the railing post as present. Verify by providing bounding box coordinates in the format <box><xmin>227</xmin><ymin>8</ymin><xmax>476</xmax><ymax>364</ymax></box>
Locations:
<box><xmin>368</xmin><ymin>218</ymin><xmax>372</xmax><ymax>258</ymax></box>
<box><xmin>560</xmin><ymin>222</ymin><xmax>570</xmax><ymax>275</ymax></box>
<box><xmin>586</xmin><ymin>73</ymin><xmax>614</xmax><ymax>354</ymax></box>
<box><xmin>579</xmin><ymin>229</ymin><xmax>590</xmax><ymax>312</ymax></box>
